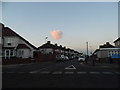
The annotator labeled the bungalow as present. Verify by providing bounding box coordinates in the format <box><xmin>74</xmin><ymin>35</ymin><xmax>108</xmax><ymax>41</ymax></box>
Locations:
<box><xmin>37</xmin><ymin>41</ymin><xmax>80</xmax><ymax>59</ymax></box>
<box><xmin>93</xmin><ymin>41</ymin><xmax>120</xmax><ymax>59</ymax></box>
<box><xmin>113</xmin><ymin>37</ymin><xmax>120</xmax><ymax>58</ymax></box>
<box><xmin>38</xmin><ymin>41</ymin><xmax>55</xmax><ymax>54</ymax></box>
<box><xmin>1</xmin><ymin>23</ymin><xmax>37</xmax><ymax>59</ymax></box>
<box><xmin>38</xmin><ymin>41</ymin><xmax>66</xmax><ymax>55</ymax></box>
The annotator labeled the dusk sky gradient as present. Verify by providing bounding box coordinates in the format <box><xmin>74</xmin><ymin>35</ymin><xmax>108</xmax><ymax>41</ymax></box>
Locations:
<box><xmin>1</xmin><ymin>2</ymin><xmax>118</xmax><ymax>54</ymax></box>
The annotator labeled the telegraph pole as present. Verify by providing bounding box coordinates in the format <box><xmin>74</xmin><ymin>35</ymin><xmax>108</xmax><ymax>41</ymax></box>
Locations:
<box><xmin>90</xmin><ymin>46</ymin><xmax>92</xmax><ymax>55</ymax></box>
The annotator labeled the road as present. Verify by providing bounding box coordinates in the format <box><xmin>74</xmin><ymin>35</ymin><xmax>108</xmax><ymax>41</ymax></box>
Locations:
<box><xmin>2</xmin><ymin>59</ymin><xmax>120</xmax><ymax>88</ymax></box>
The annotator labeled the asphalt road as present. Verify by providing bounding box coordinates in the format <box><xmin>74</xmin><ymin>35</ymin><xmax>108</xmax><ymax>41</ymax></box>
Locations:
<box><xmin>2</xmin><ymin>59</ymin><xmax>120</xmax><ymax>89</ymax></box>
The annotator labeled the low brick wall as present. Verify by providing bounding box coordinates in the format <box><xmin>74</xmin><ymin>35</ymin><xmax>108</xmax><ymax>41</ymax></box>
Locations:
<box><xmin>97</xmin><ymin>58</ymin><xmax>120</xmax><ymax>64</ymax></box>
<box><xmin>34</xmin><ymin>53</ymin><xmax>56</xmax><ymax>62</ymax></box>
<box><xmin>2</xmin><ymin>54</ymin><xmax>56</xmax><ymax>65</ymax></box>
<box><xmin>2</xmin><ymin>58</ymin><xmax>35</xmax><ymax>65</ymax></box>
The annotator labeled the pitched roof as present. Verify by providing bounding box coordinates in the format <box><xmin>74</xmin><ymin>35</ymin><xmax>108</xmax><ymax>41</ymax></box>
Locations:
<box><xmin>38</xmin><ymin>41</ymin><xmax>55</xmax><ymax>49</ymax></box>
<box><xmin>16</xmin><ymin>44</ymin><xmax>30</xmax><ymax>49</ymax></box>
<box><xmin>114</xmin><ymin>37</ymin><xmax>120</xmax><ymax>43</ymax></box>
<box><xmin>2</xmin><ymin>27</ymin><xmax>17</xmax><ymax>36</ymax></box>
<box><xmin>92</xmin><ymin>49</ymin><xmax>99</xmax><ymax>55</ymax></box>
<box><xmin>2</xmin><ymin>24</ymin><xmax>37</xmax><ymax>49</ymax></box>
<box><xmin>99</xmin><ymin>42</ymin><xmax>115</xmax><ymax>48</ymax></box>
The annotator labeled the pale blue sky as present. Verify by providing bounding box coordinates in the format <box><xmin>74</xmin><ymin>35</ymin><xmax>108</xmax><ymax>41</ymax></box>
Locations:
<box><xmin>2</xmin><ymin>2</ymin><xmax>118</xmax><ymax>54</ymax></box>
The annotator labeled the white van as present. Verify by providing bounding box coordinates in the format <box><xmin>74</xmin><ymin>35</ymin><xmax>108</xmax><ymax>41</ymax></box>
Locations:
<box><xmin>78</xmin><ymin>56</ymin><xmax>85</xmax><ymax>62</ymax></box>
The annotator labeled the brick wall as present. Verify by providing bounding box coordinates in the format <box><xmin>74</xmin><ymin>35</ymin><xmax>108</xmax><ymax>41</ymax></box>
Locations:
<box><xmin>2</xmin><ymin>53</ymin><xmax>56</xmax><ymax>65</ymax></box>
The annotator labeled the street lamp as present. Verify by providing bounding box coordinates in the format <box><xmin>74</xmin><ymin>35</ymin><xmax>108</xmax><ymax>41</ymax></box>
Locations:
<box><xmin>45</xmin><ymin>37</ymin><xmax>48</xmax><ymax>43</ymax></box>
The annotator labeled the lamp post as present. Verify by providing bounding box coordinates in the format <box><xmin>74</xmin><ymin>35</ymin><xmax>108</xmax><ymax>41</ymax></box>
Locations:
<box><xmin>45</xmin><ymin>37</ymin><xmax>48</xmax><ymax>43</ymax></box>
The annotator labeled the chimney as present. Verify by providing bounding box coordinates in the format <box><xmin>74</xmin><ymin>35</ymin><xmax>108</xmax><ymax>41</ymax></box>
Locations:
<box><xmin>60</xmin><ymin>45</ymin><xmax>62</xmax><ymax>48</ymax></box>
<box><xmin>55</xmin><ymin>43</ymin><xmax>58</xmax><ymax>46</ymax></box>
<box><xmin>63</xmin><ymin>46</ymin><xmax>66</xmax><ymax>49</ymax></box>
<box><xmin>47</xmin><ymin>41</ymin><xmax>51</xmax><ymax>44</ymax></box>
<box><xmin>106</xmin><ymin>42</ymin><xmax>109</xmax><ymax>45</ymax></box>
<box><xmin>0</xmin><ymin>23</ymin><xmax>4</xmax><ymax>29</ymax></box>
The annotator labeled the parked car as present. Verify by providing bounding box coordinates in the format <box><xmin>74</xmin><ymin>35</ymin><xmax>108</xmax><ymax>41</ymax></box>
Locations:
<box><xmin>69</xmin><ymin>56</ymin><xmax>74</xmax><ymax>60</ymax></box>
<box><xmin>78</xmin><ymin>56</ymin><xmax>85</xmax><ymax>62</ymax></box>
<box><xmin>56</xmin><ymin>55</ymin><xmax>65</xmax><ymax>62</ymax></box>
<box><xmin>95</xmin><ymin>57</ymin><xmax>99</xmax><ymax>61</ymax></box>
<box><xmin>64</xmin><ymin>56</ymin><xmax>69</xmax><ymax>61</ymax></box>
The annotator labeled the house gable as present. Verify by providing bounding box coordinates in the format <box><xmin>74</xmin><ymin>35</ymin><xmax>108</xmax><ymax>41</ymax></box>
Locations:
<box><xmin>2</xmin><ymin>24</ymin><xmax>37</xmax><ymax>50</ymax></box>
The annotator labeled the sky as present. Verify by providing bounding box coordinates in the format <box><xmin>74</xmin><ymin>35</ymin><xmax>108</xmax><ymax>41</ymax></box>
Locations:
<box><xmin>1</xmin><ymin>2</ymin><xmax>118</xmax><ymax>54</ymax></box>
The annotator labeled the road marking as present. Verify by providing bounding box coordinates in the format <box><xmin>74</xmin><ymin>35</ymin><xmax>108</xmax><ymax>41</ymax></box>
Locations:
<box><xmin>29</xmin><ymin>71</ymin><xmax>39</xmax><ymax>74</ymax></box>
<box><xmin>102</xmin><ymin>72</ymin><xmax>113</xmax><ymax>74</ymax></box>
<box><xmin>6</xmin><ymin>72</ymin><xmax>14</xmax><ymax>73</ymax></box>
<box><xmin>3</xmin><ymin>71</ymin><xmax>120</xmax><ymax>75</ymax></box>
<box><xmin>65</xmin><ymin>65</ymin><xmax>76</xmax><ymax>70</ymax></box>
<box><xmin>65</xmin><ymin>72</ymin><xmax>74</xmax><ymax>74</ymax></box>
<box><xmin>40</xmin><ymin>71</ymin><xmax>50</xmax><ymax>74</ymax></box>
<box><xmin>18</xmin><ymin>72</ymin><xmax>25</xmax><ymax>74</ymax></box>
<box><xmin>77</xmin><ymin>72</ymin><xmax>87</xmax><ymax>74</ymax></box>
<box><xmin>115</xmin><ymin>72</ymin><xmax>120</xmax><ymax>74</ymax></box>
<box><xmin>89</xmin><ymin>72</ymin><xmax>100</xmax><ymax>74</ymax></box>
<box><xmin>29</xmin><ymin>67</ymin><xmax>51</xmax><ymax>74</ymax></box>
<box><xmin>52</xmin><ymin>72</ymin><xmax>62</xmax><ymax>74</ymax></box>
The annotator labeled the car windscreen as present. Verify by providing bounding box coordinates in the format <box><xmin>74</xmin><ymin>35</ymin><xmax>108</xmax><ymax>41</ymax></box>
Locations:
<box><xmin>80</xmin><ymin>56</ymin><xmax>84</xmax><ymax>58</ymax></box>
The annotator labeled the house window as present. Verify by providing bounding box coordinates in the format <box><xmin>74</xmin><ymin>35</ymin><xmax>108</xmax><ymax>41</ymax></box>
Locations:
<box><xmin>2</xmin><ymin>50</ymin><xmax>5</xmax><ymax>57</ymax></box>
<box><xmin>114</xmin><ymin>51</ymin><xmax>116</xmax><ymax>54</ymax></box>
<box><xmin>8</xmin><ymin>43</ymin><xmax>11</xmax><ymax>45</ymax></box>
<box><xmin>18</xmin><ymin>50</ymin><xmax>24</xmax><ymax>57</ymax></box>
<box><xmin>6</xmin><ymin>50</ymin><xmax>9</xmax><ymax>56</ymax></box>
<box><xmin>111</xmin><ymin>51</ymin><xmax>113</xmax><ymax>55</ymax></box>
<box><xmin>7</xmin><ymin>38</ymin><xmax>13</xmax><ymax>46</ymax></box>
<box><xmin>21</xmin><ymin>50</ymin><xmax>24</xmax><ymax>55</ymax></box>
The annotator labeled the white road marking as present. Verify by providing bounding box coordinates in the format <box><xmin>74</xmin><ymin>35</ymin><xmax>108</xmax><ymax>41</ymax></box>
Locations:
<box><xmin>40</xmin><ymin>71</ymin><xmax>50</xmax><ymax>74</ymax></box>
<box><xmin>65</xmin><ymin>65</ymin><xmax>76</xmax><ymax>70</ymax></box>
<box><xmin>3</xmin><ymin>71</ymin><xmax>120</xmax><ymax>75</ymax></box>
<box><xmin>29</xmin><ymin>71</ymin><xmax>39</xmax><ymax>74</ymax></box>
<box><xmin>52</xmin><ymin>72</ymin><xmax>62</xmax><ymax>74</ymax></box>
<box><xmin>77</xmin><ymin>72</ymin><xmax>87</xmax><ymax>74</ymax></box>
<box><xmin>6</xmin><ymin>72</ymin><xmax>14</xmax><ymax>73</ymax></box>
<box><xmin>65</xmin><ymin>72</ymin><xmax>74</xmax><ymax>74</ymax></box>
<box><xmin>115</xmin><ymin>72</ymin><xmax>120</xmax><ymax>74</ymax></box>
<box><xmin>102</xmin><ymin>72</ymin><xmax>113</xmax><ymax>74</ymax></box>
<box><xmin>29</xmin><ymin>66</ymin><xmax>51</xmax><ymax>74</ymax></box>
<box><xmin>17</xmin><ymin>72</ymin><xmax>25</xmax><ymax>74</ymax></box>
<box><xmin>89</xmin><ymin>72</ymin><xmax>100</xmax><ymax>74</ymax></box>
